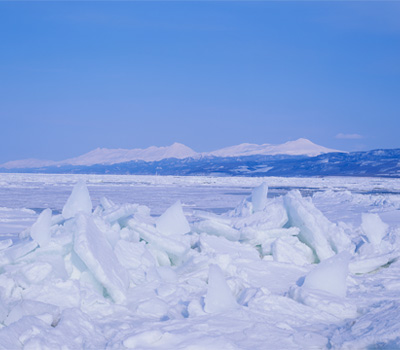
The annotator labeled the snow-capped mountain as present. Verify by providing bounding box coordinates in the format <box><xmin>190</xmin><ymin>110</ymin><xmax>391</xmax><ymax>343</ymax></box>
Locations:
<box><xmin>209</xmin><ymin>138</ymin><xmax>343</xmax><ymax>157</ymax></box>
<box><xmin>0</xmin><ymin>139</ymin><xmax>343</xmax><ymax>169</ymax></box>
<box><xmin>0</xmin><ymin>143</ymin><xmax>198</xmax><ymax>169</ymax></box>
<box><xmin>60</xmin><ymin>142</ymin><xmax>198</xmax><ymax>166</ymax></box>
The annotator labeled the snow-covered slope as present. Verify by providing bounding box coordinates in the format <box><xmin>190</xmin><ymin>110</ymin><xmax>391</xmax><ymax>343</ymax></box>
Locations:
<box><xmin>60</xmin><ymin>142</ymin><xmax>198</xmax><ymax>166</ymax></box>
<box><xmin>209</xmin><ymin>138</ymin><xmax>344</xmax><ymax>157</ymax></box>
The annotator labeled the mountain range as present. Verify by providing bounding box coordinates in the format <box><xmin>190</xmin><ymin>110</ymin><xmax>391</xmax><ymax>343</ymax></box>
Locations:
<box><xmin>0</xmin><ymin>138</ymin><xmax>342</xmax><ymax>169</ymax></box>
<box><xmin>2</xmin><ymin>139</ymin><xmax>399</xmax><ymax>178</ymax></box>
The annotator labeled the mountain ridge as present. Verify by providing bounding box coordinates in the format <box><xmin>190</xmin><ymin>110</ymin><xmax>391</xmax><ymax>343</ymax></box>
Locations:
<box><xmin>0</xmin><ymin>139</ymin><xmax>344</xmax><ymax>169</ymax></box>
<box><xmin>1</xmin><ymin>148</ymin><xmax>399</xmax><ymax>178</ymax></box>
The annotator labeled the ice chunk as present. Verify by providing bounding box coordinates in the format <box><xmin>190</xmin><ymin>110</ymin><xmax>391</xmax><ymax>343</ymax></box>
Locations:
<box><xmin>114</xmin><ymin>240</ymin><xmax>156</xmax><ymax>270</ymax></box>
<box><xmin>131</xmin><ymin>220</ymin><xmax>190</xmax><ymax>265</ymax></box>
<box><xmin>252</xmin><ymin>182</ymin><xmax>268</xmax><ymax>212</ymax></box>
<box><xmin>289</xmin><ymin>284</ymin><xmax>357</xmax><ymax>319</ymax></box>
<box><xmin>234</xmin><ymin>200</ymin><xmax>288</xmax><ymax>231</ymax></box>
<box><xmin>284</xmin><ymin>190</ymin><xmax>351</xmax><ymax>262</ymax></box>
<box><xmin>20</xmin><ymin>261</ymin><xmax>53</xmax><ymax>285</ymax></box>
<box><xmin>349</xmin><ymin>252</ymin><xmax>397</xmax><ymax>274</ymax></box>
<box><xmin>147</xmin><ymin>245</ymin><xmax>172</xmax><ymax>266</ymax></box>
<box><xmin>0</xmin><ymin>238</ymin><xmax>12</xmax><ymax>251</ymax></box>
<box><xmin>22</xmin><ymin>280</ymin><xmax>81</xmax><ymax>310</ymax></box>
<box><xmin>302</xmin><ymin>252</ymin><xmax>351</xmax><ymax>298</ymax></box>
<box><xmin>0</xmin><ymin>316</ymin><xmax>52</xmax><ymax>350</ymax></box>
<box><xmin>5</xmin><ymin>240</ymin><xmax>38</xmax><ymax>263</ymax></box>
<box><xmin>193</xmin><ymin>210</ymin><xmax>232</xmax><ymax>225</ymax></box>
<box><xmin>73</xmin><ymin>214</ymin><xmax>129</xmax><ymax>303</ymax></box>
<box><xmin>120</xmin><ymin>227</ymin><xmax>140</xmax><ymax>243</ymax></box>
<box><xmin>15</xmin><ymin>308</ymin><xmax>107</xmax><ymax>350</ymax></box>
<box><xmin>240</xmin><ymin>226</ymin><xmax>299</xmax><ymax>248</ymax></box>
<box><xmin>123</xmin><ymin>330</ymin><xmax>163</xmax><ymax>349</ymax></box>
<box><xmin>193</xmin><ymin>220</ymin><xmax>240</xmax><ymax>241</ymax></box>
<box><xmin>30</xmin><ymin>208</ymin><xmax>52</xmax><ymax>247</ymax></box>
<box><xmin>156</xmin><ymin>200</ymin><xmax>190</xmax><ymax>236</ymax></box>
<box><xmin>361</xmin><ymin>213</ymin><xmax>388</xmax><ymax>246</ymax></box>
<box><xmin>136</xmin><ymin>298</ymin><xmax>169</xmax><ymax>318</ymax></box>
<box><xmin>100</xmin><ymin>196</ymin><xmax>115</xmax><ymax>210</ymax></box>
<box><xmin>272</xmin><ymin>236</ymin><xmax>314</xmax><ymax>266</ymax></box>
<box><xmin>92</xmin><ymin>216</ymin><xmax>120</xmax><ymax>248</ymax></box>
<box><xmin>62</xmin><ymin>181</ymin><xmax>93</xmax><ymax>219</ymax></box>
<box><xmin>102</xmin><ymin>203</ymin><xmax>140</xmax><ymax>224</ymax></box>
<box><xmin>199</xmin><ymin>234</ymin><xmax>260</xmax><ymax>263</ymax></box>
<box><xmin>4</xmin><ymin>300</ymin><xmax>60</xmax><ymax>327</ymax></box>
<box><xmin>204</xmin><ymin>264</ymin><xmax>237</xmax><ymax>313</ymax></box>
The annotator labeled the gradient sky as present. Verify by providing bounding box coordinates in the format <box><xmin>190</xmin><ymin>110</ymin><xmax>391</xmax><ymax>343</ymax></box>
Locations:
<box><xmin>1</xmin><ymin>1</ymin><xmax>399</xmax><ymax>163</ymax></box>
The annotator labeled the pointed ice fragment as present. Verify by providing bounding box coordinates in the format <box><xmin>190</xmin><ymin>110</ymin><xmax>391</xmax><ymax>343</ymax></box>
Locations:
<box><xmin>73</xmin><ymin>214</ymin><xmax>129</xmax><ymax>303</ymax></box>
<box><xmin>361</xmin><ymin>213</ymin><xmax>388</xmax><ymax>246</ymax></box>
<box><xmin>252</xmin><ymin>182</ymin><xmax>268</xmax><ymax>212</ymax></box>
<box><xmin>204</xmin><ymin>264</ymin><xmax>237</xmax><ymax>313</ymax></box>
<box><xmin>156</xmin><ymin>200</ymin><xmax>190</xmax><ymax>236</ymax></box>
<box><xmin>62</xmin><ymin>181</ymin><xmax>93</xmax><ymax>219</ymax></box>
<box><xmin>284</xmin><ymin>190</ymin><xmax>351</xmax><ymax>262</ymax></box>
<box><xmin>302</xmin><ymin>251</ymin><xmax>351</xmax><ymax>298</ymax></box>
<box><xmin>30</xmin><ymin>208</ymin><xmax>52</xmax><ymax>247</ymax></box>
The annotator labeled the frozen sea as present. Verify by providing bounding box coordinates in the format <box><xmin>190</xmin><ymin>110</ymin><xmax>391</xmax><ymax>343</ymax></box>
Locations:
<box><xmin>0</xmin><ymin>173</ymin><xmax>400</xmax><ymax>349</ymax></box>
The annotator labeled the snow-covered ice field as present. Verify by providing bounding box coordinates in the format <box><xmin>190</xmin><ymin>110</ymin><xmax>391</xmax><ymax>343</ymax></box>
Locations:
<box><xmin>1</xmin><ymin>173</ymin><xmax>400</xmax><ymax>349</ymax></box>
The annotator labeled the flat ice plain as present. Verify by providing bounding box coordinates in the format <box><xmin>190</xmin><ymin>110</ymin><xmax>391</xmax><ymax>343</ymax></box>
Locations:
<box><xmin>0</xmin><ymin>173</ymin><xmax>400</xmax><ymax>349</ymax></box>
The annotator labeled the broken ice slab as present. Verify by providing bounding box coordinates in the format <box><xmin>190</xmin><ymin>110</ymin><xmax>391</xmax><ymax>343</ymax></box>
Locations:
<box><xmin>233</xmin><ymin>200</ymin><xmax>288</xmax><ymax>231</ymax></box>
<box><xmin>128</xmin><ymin>219</ymin><xmax>190</xmax><ymax>265</ymax></box>
<box><xmin>102</xmin><ymin>203</ymin><xmax>144</xmax><ymax>224</ymax></box>
<box><xmin>251</xmin><ymin>182</ymin><xmax>268</xmax><ymax>212</ymax></box>
<box><xmin>114</xmin><ymin>240</ymin><xmax>156</xmax><ymax>270</ymax></box>
<box><xmin>193</xmin><ymin>220</ymin><xmax>240</xmax><ymax>242</ymax></box>
<box><xmin>289</xmin><ymin>285</ymin><xmax>358</xmax><ymax>319</ymax></box>
<box><xmin>361</xmin><ymin>213</ymin><xmax>389</xmax><ymax>246</ymax></box>
<box><xmin>288</xmin><ymin>252</ymin><xmax>356</xmax><ymax>318</ymax></box>
<box><xmin>192</xmin><ymin>210</ymin><xmax>232</xmax><ymax>225</ymax></box>
<box><xmin>302</xmin><ymin>252</ymin><xmax>351</xmax><ymax>298</ymax></box>
<box><xmin>199</xmin><ymin>234</ymin><xmax>260</xmax><ymax>263</ymax></box>
<box><xmin>0</xmin><ymin>239</ymin><xmax>13</xmax><ymax>251</ymax></box>
<box><xmin>4</xmin><ymin>240</ymin><xmax>38</xmax><ymax>264</ymax></box>
<box><xmin>272</xmin><ymin>236</ymin><xmax>314</xmax><ymax>266</ymax></box>
<box><xmin>284</xmin><ymin>190</ymin><xmax>351</xmax><ymax>262</ymax></box>
<box><xmin>4</xmin><ymin>300</ymin><xmax>60</xmax><ymax>327</ymax></box>
<box><xmin>204</xmin><ymin>264</ymin><xmax>238</xmax><ymax>313</ymax></box>
<box><xmin>30</xmin><ymin>208</ymin><xmax>52</xmax><ymax>248</ymax></box>
<box><xmin>156</xmin><ymin>200</ymin><xmax>191</xmax><ymax>236</ymax></box>
<box><xmin>62</xmin><ymin>181</ymin><xmax>93</xmax><ymax>219</ymax></box>
<box><xmin>349</xmin><ymin>253</ymin><xmax>398</xmax><ymax>274</ymax></box>
<box><xmin>73</xmin><ymin>214</ymin><xmax>129</xmax><ymax>304</ymax></box>
<box><xmin>240</xmin><ymin>226</ymin><xmax>300</xmax><ymax>247</ymax></box>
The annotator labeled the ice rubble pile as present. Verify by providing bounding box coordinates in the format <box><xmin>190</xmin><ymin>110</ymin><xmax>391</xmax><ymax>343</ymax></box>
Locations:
<box><xmin>0</xmin><ymin>181</ymin><xmax>399</xmax><ymax>348</ymax></box>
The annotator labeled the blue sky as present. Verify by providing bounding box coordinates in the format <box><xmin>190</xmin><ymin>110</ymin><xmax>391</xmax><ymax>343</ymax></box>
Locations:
<box><xmin>0</xmin><ymin>1</ymin><xmax>399</xmax><ymax>162</ymax></box>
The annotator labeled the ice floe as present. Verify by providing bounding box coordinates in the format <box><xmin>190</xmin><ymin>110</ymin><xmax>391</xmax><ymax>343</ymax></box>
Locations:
<box><xmin>0</xmin><ymin>178</ymin><xmax>399</xmax><ymax>348</ymax></box>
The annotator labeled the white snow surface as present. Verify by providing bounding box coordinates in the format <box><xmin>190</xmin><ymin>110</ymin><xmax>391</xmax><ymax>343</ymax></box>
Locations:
<box><xmin>0</xmin><ymin>138</ymin><xmax>343</xmax><ymax>168</ymax></box>
<box><xmin>0</xmin><ymin>174</ymin><xmax>399</xmax><ymax>349</ymax></box>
